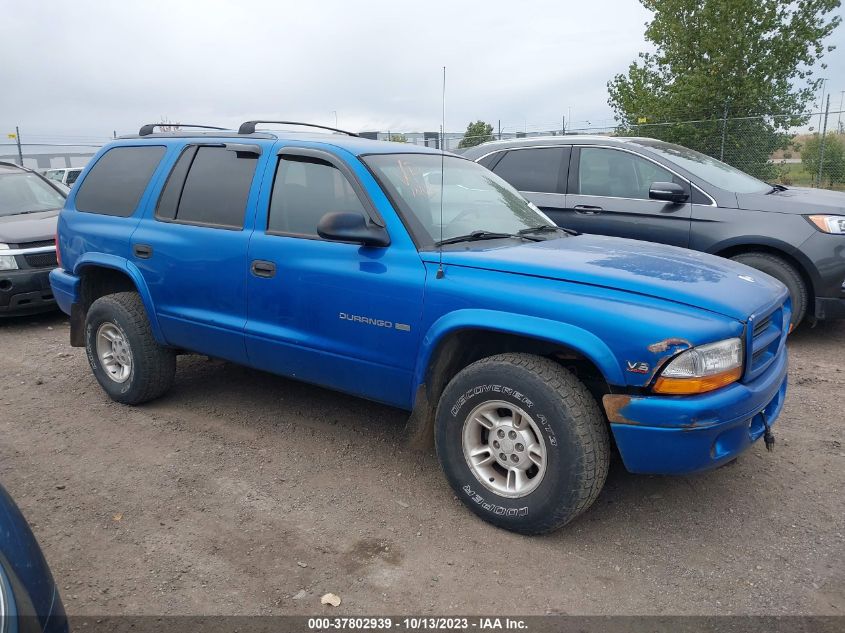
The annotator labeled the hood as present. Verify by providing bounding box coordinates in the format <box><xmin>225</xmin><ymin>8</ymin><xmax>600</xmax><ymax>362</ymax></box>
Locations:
<box><xmin>0</xmin><ymin>209</ymin><xmax>59</xmax><ymax>244</ymax></box>
<box><xmin>736</xmin><ymin>186</ymin><xmax>845</xmax><ymax>215</ymax></box>
<box><xmin>431</xmin><ymin>234</ymin><xmax>787</xmax><ymax>321</ymax></box>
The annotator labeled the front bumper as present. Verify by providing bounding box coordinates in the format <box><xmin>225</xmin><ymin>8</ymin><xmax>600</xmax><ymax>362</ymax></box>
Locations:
<box><xmin>604</xmin><ymin>348</ymin><xmax>788</xmax><ymax>474</ymax></box>
<box><xmin>799</xmin><ymin>230</ymin><xmax>845</xmax><ymax>320</ymax></box>
<box><xmin>0</xmin><ymin>267</ymin><xmax>56</xmax><ymax>315</ymax></box>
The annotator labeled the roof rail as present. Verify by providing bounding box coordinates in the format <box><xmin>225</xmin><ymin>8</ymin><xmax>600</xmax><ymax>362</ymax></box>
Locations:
<box><xmin>138</xmin><ymin>123</ymin><xmax>228</xmax><ymax>136</ymax></box>
<box><xmin>237</xmin><ymin>120</ymin><xmax>359</xmax><ymax>137</ymax></box>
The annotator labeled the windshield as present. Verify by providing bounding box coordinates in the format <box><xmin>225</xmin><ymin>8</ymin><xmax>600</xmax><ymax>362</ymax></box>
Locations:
<box><xmin>636</xmin><ymin>139</ymin><xmax>769</xmax><ymax>194</ymax></box>
<box><xmin>363</xmin><ymin>154</ymin><xmax>550</xmax><ymax>246</ymax></box>
<box><xmin>0</xmin><ymin>172</ymin><xmax>66</xmax><ymax>217</ymax></box>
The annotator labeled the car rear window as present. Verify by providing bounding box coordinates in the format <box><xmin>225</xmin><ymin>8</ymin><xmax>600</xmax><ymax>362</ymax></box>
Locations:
<box><xmin>75</xmin><ymin>146</ymin><xmax>165</xmax><ymax>217</ymax></box>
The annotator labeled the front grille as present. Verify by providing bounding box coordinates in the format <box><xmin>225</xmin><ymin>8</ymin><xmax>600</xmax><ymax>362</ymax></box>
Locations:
<box><xmin>24</xmin><ymin>251</ymin><xmax>58</xmax><ymax>268</ymax></box>
<box><xmin>14</xmin><ymin>239</ymin><xmax>55</xmax><ymax>249</ymax></box>
<box><xmin>745</xmin><ymin>304</ymin><xmax>787</xmax><ymax>382</ymax></box>
<box><xmin>752</xmin><ymin>316</ymin><xmax>772</xmax><ymax>339</ymax></box>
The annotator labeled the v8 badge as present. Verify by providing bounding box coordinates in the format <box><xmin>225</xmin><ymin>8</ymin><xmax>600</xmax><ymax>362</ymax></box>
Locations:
<box><xmin>626</xmin><ymin>361</ymin><xmax>650</xmax><ymax>374</ymax></box>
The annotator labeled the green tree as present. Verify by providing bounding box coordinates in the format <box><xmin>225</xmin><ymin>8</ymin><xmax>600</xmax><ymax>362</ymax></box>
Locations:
<box><xmin>389</xmin><ymin>133</ymin><xmax>407</xmax><ymax>143</ymax></box>
<box><xmin>608</xmin><ymin>0</ymin><xmax>841</xmax><ymax>179</ymax></box>
<box><xmin>802</xmin><ymin>134</ymin><xmax>845</xmax><ymax>187</ymax></box>
<box><xmin>458</xmin><ymin>121</ymin><xmax>495</xmax><ymax>149</ymax></box>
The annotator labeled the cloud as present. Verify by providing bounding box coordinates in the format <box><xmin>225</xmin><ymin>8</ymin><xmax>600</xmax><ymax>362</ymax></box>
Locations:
<box><xmin>0</xmin><ymin>0</ymin><xmax>651</xmax><ymax>137</ymax></box>
<box><xmin>0</xmin><ymin>0</ymin><xmax>840</xmax><ymax>141</ymax></box>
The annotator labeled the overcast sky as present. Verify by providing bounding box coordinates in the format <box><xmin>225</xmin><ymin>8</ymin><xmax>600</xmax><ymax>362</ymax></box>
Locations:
<box><xmin>1</xmin><ymin>0</ymin><xmax>843</xmax><ymax>143</ymax></box>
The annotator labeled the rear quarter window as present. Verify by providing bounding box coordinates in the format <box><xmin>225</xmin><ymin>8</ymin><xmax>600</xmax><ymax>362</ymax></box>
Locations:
<box><xmin>75</xmin><ymin>146</ymin><xmax>165</xmax><ymax>217</ymax></box>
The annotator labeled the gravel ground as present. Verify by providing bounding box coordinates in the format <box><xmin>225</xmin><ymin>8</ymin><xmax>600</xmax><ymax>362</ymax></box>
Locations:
<box><xmin>1</xmin><ymin>311</ymin><xmax>843</xmax><ymax>616</ymax></box>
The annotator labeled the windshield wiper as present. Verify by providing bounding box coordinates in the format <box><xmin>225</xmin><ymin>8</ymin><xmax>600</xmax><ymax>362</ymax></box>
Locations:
<box><xmin>436</xmin><ymin>230</ymin><xmax>542</xmax><ymax>246</ymax></box>
<box><xmin>518</xmin><ymin>224</ymin><xmax>579</xmax><ymax>236</ymax></box>
<box><xmin>765</xmin><ymin>183</ymin><xmax>788</xmax><ymax>194</ymax></box>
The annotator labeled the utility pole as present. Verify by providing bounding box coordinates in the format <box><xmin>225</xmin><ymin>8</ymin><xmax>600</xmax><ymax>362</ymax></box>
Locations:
<box><xmin>561</xmin><ymin>115</ymin><xmax>565</xmax><ymax>135</ymax></box>
<box><xmin>837</xmin><ymin>90</ymin><xmax>844</xmax><ymax>132</ymax></box>
<box><xmin>498</xmin><ymin>119</ymin><xmax>501</xmax><ymax>140</ymax></box>
<box><xmin>817</xmin><ymin>78</ymin><xmax>828</xmax><ymax>132</ymax></box>
<box><xmin>818</xmin><ymin>94</ymin><xmax>830</xmax><ymax>188</ymax></box>
<box><xmin>14</xmin><ymin>126</ymin><xmax>23</xmax><ymax>166</ymax></box>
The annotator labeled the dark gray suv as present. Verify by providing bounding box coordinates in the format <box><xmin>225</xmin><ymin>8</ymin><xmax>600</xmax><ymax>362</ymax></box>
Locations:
<box><xmin>0</xmin><ymin>161</ymin><xmax>64</xmax><ymax>315</ymax></box>
<box><xmin>463</xmin><ymin>136</ymin><xmax>845</xmax><ymax>328</ymax></box>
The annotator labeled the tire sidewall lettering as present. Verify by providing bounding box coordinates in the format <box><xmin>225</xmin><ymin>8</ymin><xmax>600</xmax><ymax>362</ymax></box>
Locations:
<box><xmin>450</xmin><ymin>383</ymin><xmax>558</xmax><ymax>447</ymax></box>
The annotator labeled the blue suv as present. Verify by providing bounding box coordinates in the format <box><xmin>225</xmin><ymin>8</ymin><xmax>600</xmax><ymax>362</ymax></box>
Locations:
<box><xmin>50</xmin><ymin>122</ymin><xmax>790</xmax><ymax>534</ymax></box>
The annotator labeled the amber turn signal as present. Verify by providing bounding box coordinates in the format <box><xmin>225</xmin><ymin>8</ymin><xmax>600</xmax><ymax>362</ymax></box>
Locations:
<box><xmin>652</xmin><ymin>366</ymin><xmax>742</xmax><ymax>395</ymax></box>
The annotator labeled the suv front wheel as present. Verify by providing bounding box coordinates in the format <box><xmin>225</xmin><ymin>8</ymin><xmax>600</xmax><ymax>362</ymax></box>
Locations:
<box><xmin>435</xmin><ymin>353</ymin><xmax>610</xmax><ymax>534</ymax></box>
<box><xmin>84</xmin><ymin>292</ymin><xmax>176</xmax><ymax>404</ymax></box>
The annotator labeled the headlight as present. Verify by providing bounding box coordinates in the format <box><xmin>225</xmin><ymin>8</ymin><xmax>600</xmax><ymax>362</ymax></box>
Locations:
<box><xmin>807</xmin><ymin>215</ymin><xmax>845</xmax><ymax>234</ymax></box>
<box><xmin>652</xmin><ymin>337</ymin><xmax>743</xmax><ymax>395</ymax></box>
<box><xmin>0</xmin><ymin>244</ymin><xmax>18</xmax><ymax>271</ymax></box>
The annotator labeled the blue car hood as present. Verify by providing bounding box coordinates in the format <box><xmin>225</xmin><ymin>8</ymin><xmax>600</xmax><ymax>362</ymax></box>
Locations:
<box><xmin>430</xmin><ymin>234</ymin><xmax>787</xmax><ymax>321</ymax></box>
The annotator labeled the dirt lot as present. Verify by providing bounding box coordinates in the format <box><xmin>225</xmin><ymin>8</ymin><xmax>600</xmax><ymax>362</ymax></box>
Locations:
<box><xmin>1</xmin><ymin>311</ymin><xmax>843</xmax><ymax>616</ymax></box>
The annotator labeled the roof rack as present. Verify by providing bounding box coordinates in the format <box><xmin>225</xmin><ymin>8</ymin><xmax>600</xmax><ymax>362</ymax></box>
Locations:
<box><xmin>138</xmin><ymin>123</ymin><xmax>228</xmax><ymax>136</ymax></box>
<box><xmin>237</xmin><ymin>120</ymin><xmax>359</xmax><ymax>137</ymax></box>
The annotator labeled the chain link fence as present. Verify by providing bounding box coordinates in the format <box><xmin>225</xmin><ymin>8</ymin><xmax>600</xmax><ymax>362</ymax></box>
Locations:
<box><xmin>5</xmin><ymin>109</ymin><xmax>845</xmax><ymax>191</ymax></box>
<box><xmin>385</xmin><ymin>109</ymin><xmax>845</xmax><ymax>192</ymax></box>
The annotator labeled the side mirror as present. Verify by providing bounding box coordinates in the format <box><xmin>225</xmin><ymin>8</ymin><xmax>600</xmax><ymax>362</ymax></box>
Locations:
<box><xmin>649</xmin><ymin>181</ymin><xmax>689</xmax><ymax>203</ymax></box>
<box><xmin>317</xmin><ymin>211</ymin><xmax>390</xmax><ymax>247</ymax></box>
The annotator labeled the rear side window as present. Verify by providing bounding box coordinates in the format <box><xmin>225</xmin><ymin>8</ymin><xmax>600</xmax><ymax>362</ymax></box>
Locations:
<box><xmin>156</xmin><ymin>146</ymin><xmax>258</xmax><ymax>228</ymax></box>
<box><xmin>492</xmin><ymin>147</ymin><xmax>568</xmax><ymax>194</ymax></box>
<box><xmin>267</xmin><ymin>155</ymin><xmax>367</xmax><ymax>237</ymax></box>
<box><xmin>75</xmin><ymin>146</ymin><xmax>165</xmax><ymax>216</ymax></box>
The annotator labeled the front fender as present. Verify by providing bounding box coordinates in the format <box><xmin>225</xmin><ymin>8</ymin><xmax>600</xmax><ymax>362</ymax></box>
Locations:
<box><xmin>413</xmin><ymin>309</ymin><xmax>626</xmax><ymax>396</ymax></box>
<box><xmin>707</xmin><ymin>235</ymin><xmax>820</xmax><ymax>287</ymax></box>
<box><xmin>73</xmin><ymin>253</ymin><xmax>166</xmax><ymax>345</ymax></box>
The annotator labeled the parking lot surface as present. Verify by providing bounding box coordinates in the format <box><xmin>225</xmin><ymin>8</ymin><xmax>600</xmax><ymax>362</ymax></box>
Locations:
<box><xmin>1</xmin><ymin>311</ymin><xmax>843</xmax><ymax>615</ymax></box>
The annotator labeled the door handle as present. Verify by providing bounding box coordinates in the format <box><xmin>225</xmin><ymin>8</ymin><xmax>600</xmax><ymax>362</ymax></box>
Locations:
<box><xmin>573</xmin><ymin>205</ymin><xmax>603</xmax><ymax>214</ymax></box>
<box><xmin>251</xmin><ymin>260</ymin><xmax>276</xmax><ymax>278</ymax></box>
<box><xmin>133</xmin><ymin>244</ymin><xmax>153</xmax><ymax>259</ymax></box>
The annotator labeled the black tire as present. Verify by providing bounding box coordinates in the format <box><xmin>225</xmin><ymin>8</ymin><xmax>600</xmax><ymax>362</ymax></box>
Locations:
<box><xmin>730</xmin><ymin>252</ymin><xmax>808</xmax><ymax>328</ymax></box>
<box><xmin>85</xmin><ymin>292</ymin><xmax>176</xmax><ymax>405</ymax></box>
<box><xmin>435</xmin><ymin>353</ymin><xmax>610</xmax><ymax>535</ymax></box>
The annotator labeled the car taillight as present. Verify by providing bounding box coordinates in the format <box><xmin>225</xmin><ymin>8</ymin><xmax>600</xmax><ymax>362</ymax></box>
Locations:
<box><xmin>55</xmin><ymin>232</ymin><xmax>62</xmax><ymax>269</ymax></box>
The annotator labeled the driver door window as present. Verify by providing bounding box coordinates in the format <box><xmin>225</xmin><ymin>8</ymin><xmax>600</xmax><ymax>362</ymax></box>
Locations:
<box><xmin>267</xmin><ymin>155</ymin><xmax>367</xmax><ymax>237</ymax></box>
<box><xmin>578</xmin><ymin>147</ymin><xmax>675</xmax><ymax>199</ymax></box>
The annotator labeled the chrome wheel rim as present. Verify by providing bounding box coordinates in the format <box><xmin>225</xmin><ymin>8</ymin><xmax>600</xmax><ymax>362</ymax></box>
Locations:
<box><xmin>461</xmin><ymin>400</ymin><xmax>547</xmax><ymax>498</ymax></box>
<box><xmin>95</xmin><ymin>322</ymin><xmax>132</xmax><ymax>383</ymax></box>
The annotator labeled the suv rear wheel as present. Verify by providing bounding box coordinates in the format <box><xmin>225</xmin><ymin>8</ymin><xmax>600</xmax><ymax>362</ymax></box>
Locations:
<box><xmin>85</xmin><ymin>292</ymin><xmax>176</xmax><ymax>404</ymax></box>
<box><xmin>435</xmin><ymin>353</ymin><xmax>609</xmax><ymax>534</ymax></box>
<box><xmin>730</xmin><ymin>252</ymin><xmax>808</xmax><ymax>328</ymax></box>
